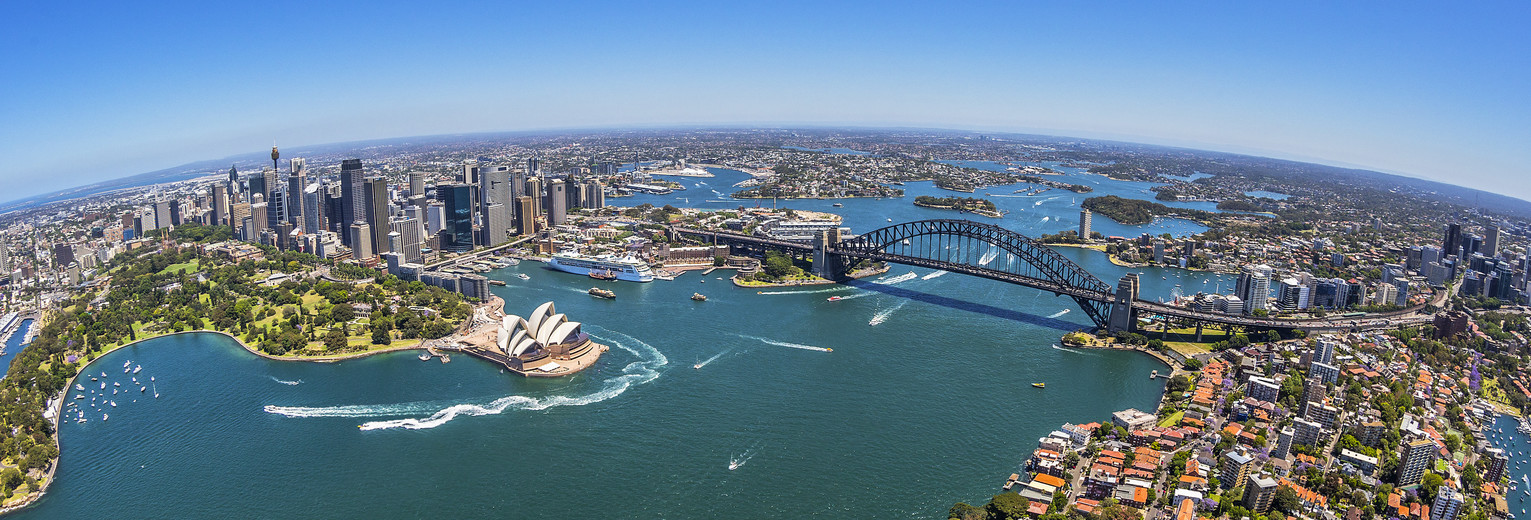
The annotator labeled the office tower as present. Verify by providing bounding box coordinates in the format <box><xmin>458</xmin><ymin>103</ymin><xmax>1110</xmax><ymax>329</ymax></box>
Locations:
<box><xmin>303</xmin><ymin>183</ymin><xmax>326</xmax><ymax>234</ymax></box>
<box><xmin>524</xmin><ymin>177</ymin><xmax>543</xmax><ymax>217</ymax></box>
<box><xmin>461</xmin><ymin>159</ymin><xmax>479</xmax><ymax>185</ymax></box>
<box><xmin>1443</xmin><ymin>223</ymin><xmax>1462</xmax><ymax>258</ymax></box>
<box><xmin>252</xmin><ymin>201</ymin><xmax>270</xmax><ymax>237</ymax></box>
<box><xmin>1483</xmin><ymin>225</ymin><xmax>1500</xmax><ymax>256</ymax></box>
<box><xmin>440</xmin><ymin>184</ymin><xmax>475</xmax><ymax>252</ymax></box>
<box><xmin>1373</xmin><ymin>283</ymin><xmax>1397</xmax><ymax>306</ymax></box>
<box><xmin>547</xmin><ymin>180</ymin><xmax>568</xmax><ymax>226</ymax></box>
<box><xmin>479</xmin><ymin>164</ymin><xmax>512</xmax><ymax>247</ymax></box>
<box><xmin>1466</xmin><ymin>234</ymin><xmax>1483</xmax><ymax>257</ymax></box>
<box><xmin>1397</xmin><ymin>439</ymin><xmax>1436</xmax><ymax>486</ymax></box>
<box><xmin>583</xmin><ymin>179</ymin><xmax>605</xmax><ymax>209</ymax></box>
<box><xmin>227</xmin><ymin>164</ymin><xmax>239</xmax><ymax>190</ymax></box>
<box><xmin>167</xmin><ymin>199</ymin><xmax>182</xmax><ymax>226</ymax></box>
<box><xmin>1244</xmin><ymin>475</ymin><xmax>1277</xmax><ymax>513</ymax></box>
<box><xmin>1430</xmin><ymin>486</ymin><xmax>1462</xmax><ymax>520</ymax></box>
<box><xmin>1392</xmin><ymin>278</ymin><xmax>1410</xmax><ymax>306</ymax></box>
<box><xmin>1079</xmin><ymin>208</ymin><xmax>1092</xmax><ymax>239</ymax></box>
<box><xmin>409</xmin><ymin>171</ymin><xmax>426</xmax><ymax>198</ymax></box>
<box><xmin>340</xmin><ymin>159</ymin><xmax>364</xmax><ymax>245</ymax></box>
<box><xmin>1421</xmin><ymin>245</ymin><xmax>1441</xmax><ymax>266</ymax></box>
<box><xmin>249</xmin><ymin>171</ymin><xmax>267</xmax><ymax>198</ymax></box>
<box><xmin>153</xmin><ymin>200</ymin><xmax>173</xmax><ymax>231</ymax></box>
<box><xmin>53</xmin><ymin>243</ymin><xmax>76</xmax><ymax>267</ymax></box>
<box><xmin>515</xmin><ymin>196</ymin><xmax>536</xmax><ymax>235</ymax></box>
<box><xmin>0</xmin><ymin>246</ymin><xmax>9</xmax><ymax>273</ymax></box>
<box><xmin>365</xmin><ymin>177</ymin><xmax>390</xmax><ymax>258</ymax></box>
<box><xmin>391</xmin><ymin>217</ymin><xmax>425</xmax><ymax>264</ymax></box>
<box><xmin>268</xmin><ymin>185</ymin><xmax>288</xmax><ymax>226</ymax></box>
<box><xmin>526</xmin><ymin>157</ymin><xmax>541</xmax><ymax>178</ymax></box>
<box><xmin>212</xmin><ymin>184</ymin><xmax>229</xmax><ymax>227</ymax></box>
<box><xmin>287</xmin><ymin>157</ymin><xmax>306</xmax><ymax>226</ymax></box>
<box><xmin>426</xmin><ymin>202</ymin><xmax>445</xmax><ymax>235</ymax></box>
<box><xmin>350</xmin><ymin>222</ymin><xmax>372</xmax><ymax>260</ymax></box>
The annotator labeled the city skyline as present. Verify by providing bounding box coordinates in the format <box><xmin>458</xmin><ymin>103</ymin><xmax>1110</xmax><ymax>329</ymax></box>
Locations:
<box><xmin>3</xmin><ymin>2</ymin><xmax>1529</xmax><ymax>202</ymax></box>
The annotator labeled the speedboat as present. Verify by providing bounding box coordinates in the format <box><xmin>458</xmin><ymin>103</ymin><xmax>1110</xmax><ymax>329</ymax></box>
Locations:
<box><xmin>827</xmin><ymin>296</ymin><xmax>844</xmax><ymax>302</ymax></box>
<box><xmin>517</xmin><ymin>273</ymin><xmax>530</xmax><ymax>280</ymax></box>
<box><xmin>123</xmin><ymin>361</ymin><xmax>131</xmax><ymax>368</ymax></box>
<box><xmin>1032</xmin><ymin>383</ymin><xmax>1046</xmax><ymax>388</ymax></box>
<box><xmin>110</xmin><ymin>401</ymin><xmax>117</xmax><ymax>407</ymax></box>
<box><xmin>419</xmin><ymin>351</ymin><xmax>431</xmax><ymax>361</ymax></box>
<box><xmin>114</xmin><ymin>382</ymin><xmax>120</xmax><ymax>387</ymax></box>
<box><xmin>133</xmin><ymin>365</ymin><xmax>141</xmax><ymax>374</ymax></box>
<box><xmin>76</xmin><ymin>384</ymin><xmax>84</xmax><ymax>391</ymax></box>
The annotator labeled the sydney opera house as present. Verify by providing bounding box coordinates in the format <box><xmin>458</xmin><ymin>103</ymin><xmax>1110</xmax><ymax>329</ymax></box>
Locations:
<box><xmin>488</xmin><ymin>301</ymin><xmax>607</xmax><ymax>376</ymax></box>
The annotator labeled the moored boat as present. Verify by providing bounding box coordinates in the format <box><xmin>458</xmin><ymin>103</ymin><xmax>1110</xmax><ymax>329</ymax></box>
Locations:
<box><xmin>691</xmin><ymin>293</ymin><xmax>707</xmax><ymax>301</ymax></box>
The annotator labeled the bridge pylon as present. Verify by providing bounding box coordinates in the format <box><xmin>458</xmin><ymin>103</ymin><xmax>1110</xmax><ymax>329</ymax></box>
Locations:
<box><xmin>812</xmin><ymin>228</ymin><xmax>846</xmax><ymax>280</ymax></box>
<box><xmin>1107</xmin><ymin>273</ymin><xmax>1139</xmax><ymax>333</ymax></box>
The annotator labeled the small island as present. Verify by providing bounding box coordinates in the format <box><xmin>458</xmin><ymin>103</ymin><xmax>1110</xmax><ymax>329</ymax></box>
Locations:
<box><xmin>913</xmin><ymin>195</ymin><xmax>1003</xmax><ymax>218</ymax></box>
<box><xmin>1016</xmin><ymin>175</ymin><xmax>1093</xmax><ymax>193</ymax></box>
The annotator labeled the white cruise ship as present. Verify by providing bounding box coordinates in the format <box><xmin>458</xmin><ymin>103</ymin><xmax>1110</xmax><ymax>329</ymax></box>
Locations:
<box><xmin>546</xmin><ymin>252</ymin><xmax>655</xmax><ymax>282</ymax></box>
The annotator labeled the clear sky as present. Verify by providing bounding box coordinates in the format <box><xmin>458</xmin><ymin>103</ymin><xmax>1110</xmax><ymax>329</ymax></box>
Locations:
<box><xmin>2</xmin><ymin>1</ymin><xmax>1528</xmax><ymax>201</ymax></box>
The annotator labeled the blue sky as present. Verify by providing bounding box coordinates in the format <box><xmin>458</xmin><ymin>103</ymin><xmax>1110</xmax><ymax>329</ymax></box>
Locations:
<box><xmin>2</xmin><ymin>1</ymin><xmax>1528</xmax><ymax>201</ymax></box>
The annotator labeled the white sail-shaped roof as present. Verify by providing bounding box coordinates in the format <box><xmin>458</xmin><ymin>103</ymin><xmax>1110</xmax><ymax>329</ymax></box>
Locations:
<box><xmin>535</xmin><ymin>314</ymin><xmax>568</xmax><ymax>344</ymax></box>
<box><xmin>496</xmin><ymin>327</ymin><xmax>510</xmax><ymax>353</ymax></box>
<box><xmin>511</xmin><ymin>337</ymin><xmax>539</xmax><ymax>357</ymax></box>
<box><xmin>527</xmin><ymin>302</ymin><xmax>557</xmax><ymax>334</ymax></box>
<box><xmin>547</xmin><ymin>321</ymin><xmax>582</xmax><ymax>345</ymax></box>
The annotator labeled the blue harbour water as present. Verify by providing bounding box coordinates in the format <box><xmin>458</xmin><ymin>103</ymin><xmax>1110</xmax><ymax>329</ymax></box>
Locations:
<box><xmin>1490</xmin><ymin>415</ymin><xmax>1531</xmax><ymax>516</ymax></box>
<box><xmin>22</xmin><ymin>170</ymin><xmax>1242</xmax><ymax>518</ymax></box>
<box><xmin>0</xmin><ymin>319</ymin><xmax>34</xmax><ymax>377</ymax></box>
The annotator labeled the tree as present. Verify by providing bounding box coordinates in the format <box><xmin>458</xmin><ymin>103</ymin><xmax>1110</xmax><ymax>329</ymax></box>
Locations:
<box><xmin>1420</xmin><ymin>473</ymin><xmax>1443</xmax><ymax>502</ymax></box>
<box><xmin>325</xmin><ymin>328</ymin><xmax>348</xmax><ymax>351</ymax></box>
<box><xmin>948</xmin><ymin>502</ymin><xmax>981</xmax><ymax>520</ymax></box>
<box><xmin>1271</xmin><ymin>485</ymin><xmax>1299</xmax><ymax>513</ymax></box>
<box><xmin>987</xmin><ymin>493</ymin><xmax>1030</xmax><ymax>520</ymax></box>
<box><xmin>330</xmin><ymin>304</ymin><xmax>355</xmax><ymax>324</ymax></box>
<box><xmin>370</xmin><ymin>318</ymin><xmax>392</xmax><ymax>345</ymax></box>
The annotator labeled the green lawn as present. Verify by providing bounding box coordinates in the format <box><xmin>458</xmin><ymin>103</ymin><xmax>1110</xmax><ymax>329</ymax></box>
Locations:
<box><xmin>158</xmin><ymin>259</ymin><xmax>200</xmax><ymax>275</ymax></box>
<box><xmin>1158</xmin><ymin>411</ymin><xmax>1185</xmax><ymax>427</ymax></box>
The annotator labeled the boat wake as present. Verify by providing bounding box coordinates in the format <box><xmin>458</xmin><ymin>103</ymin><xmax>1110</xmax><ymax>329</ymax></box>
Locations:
<box><xmin>265</xmin><ymin>326</ymin><xmax>667</xmax><ymax>430</ymax></box>
<box><xmin>269</xmin><ymin>376</ymin><xmax>303</xmax><ymax>386</ymax></box>
<box><xmin>756</xmin><ymin>287</ymin><xmax>849</xmax><ymax>295</ymax></box>
<box><xmin>869</xmin><ymin>300</ymin><xmax>908</xmax><ymax>326</ymax></box>
<box><xmin>694</xmin><ymin>350</ymin><xmax>730</xmax><ymax>369</ymax></box>
<box><xmin>1039</xmin><ymin>216</ymin><xmax>1051</xmax><ymax>223</ymax></box>
<box><xmin>1046</xmin><ymin>309</ymin><xmax>1071</xmax><ymax>318</ymax></box>
<box><xmin>921</xmin><ymin>270</ymin><xmax>948</xmax><ymax>280</ymax></box>
<box><xmin>874</xmin><ymin>271</ymin><xmax>918</xmax><ymax>285</ymax></box>
<box><xmin>738</xmin><ymin>334</ymin><xmax>831</xmax><ymax>353</ymax></box>
<box><xmin>978</xmin><ymin>247</ymin><xmax>1000</xmax><ymax>266</ymax></box>
<box><xmin>729</xmin><ymin>443</ymin><xmax>764</xmax><ymax>471</ymax></box>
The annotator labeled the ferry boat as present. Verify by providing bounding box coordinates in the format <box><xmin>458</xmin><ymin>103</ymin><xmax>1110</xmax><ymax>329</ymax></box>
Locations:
<box><xmin>588</xmin><ymin>287</ymin><xmax>616</xmax><ymax>299</ymax></box>
<box><xmin>691</xmin><ymin>293</ymin><xmax>707</xmax><ymax>301</ymax></box>
<box><xmin>547</xmin><ymin>252</ymin><xmax>655</xmax><ymax>282</ymax></box>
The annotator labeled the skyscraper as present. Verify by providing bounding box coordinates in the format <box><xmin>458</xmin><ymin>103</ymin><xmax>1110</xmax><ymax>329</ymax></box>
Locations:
<box><xmin>212</xmin><ymin>184</ymin><xmax>229</xmax><ymax>227</ymax></box>
<box><xmin>582</xmin><ymin>179</ymin><xmax>605</xmax><ymax>209</ymax></box>
<box><xmin>302</xmin><ymin>183</ymin><xmax>326</xmax><ymax>235</ymax></box>
<box><xmin>526</xmin><ymin>157</ymin><xmax>541</xmax><ymax>178</ymax></box>
<box><xmin>440</xmin><ymin>184</ymin><xmax>475</xmax><ymax>252</ymax></box>
<box><xmin>1079</xmin><ymin>209</ymin><xmax>1092</xmax><ymax>239</ymax></box>
<box><xmin>524</xmin><ymin>177</ymin><xmax>543</xmax><ymax>217</ymax></box>
<box><xmin>1397</xmin><ymin>439</ymin><xmax>1435</xmax><ymax>486</ymax></box>
<box><xmin>287</xmin><ymin>157</ymin><xmax>306</xmax><ymax>226</ymax></box>
<box><xmin>515</xmin><ymin>195</ymin><xmax>536</xmax><ymax>235</ymax></box>
<box><xmin>350</xmin><ymin>222</ymin><xmax>372</xmax><ymax>260</ymax></box>
<box><xmin>409</xmin><ymin>171</ymin><xmax>426</xmax><ymax>198</ymax></box>
<box><xmin>547</xmin><ymin>180</ymin><xmax>568</xmax><ymax>226</ymax></box>
<box><xmin>1483</xmin><ymin>225</ymin><xmax>1500</xmax><ymax>256</ymax></box>
<box><xmin>365</xmin><ymin>177</ymin><xmax>390</xmax><ymax>258</ymax></box>
<box><xmin>1443</xmin><ymin>223</ymin><xmax>1462</xmax><ymax>258</ymax></box>
<box><xmin>479</xmin><ymin>164</ymin><xmax>512</xmax><ymax>247</ymax></box>
<box><xmin>340</xmin><ymin>159</ymin><xmax>365</xmax><ymax>245</ymax></box>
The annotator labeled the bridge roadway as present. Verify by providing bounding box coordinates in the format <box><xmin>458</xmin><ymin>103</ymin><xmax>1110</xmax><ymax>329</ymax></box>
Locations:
<box><xmin>668</xmin><ymin>223</ymin><xmax>1434</xmax><ymax>332</ymax></box>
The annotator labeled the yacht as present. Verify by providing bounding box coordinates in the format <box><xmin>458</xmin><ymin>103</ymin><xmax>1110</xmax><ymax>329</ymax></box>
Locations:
<box><xmin>547</xmin><ymin>252</ymin><xmax>655</xmax><ymax>282</ymax></box>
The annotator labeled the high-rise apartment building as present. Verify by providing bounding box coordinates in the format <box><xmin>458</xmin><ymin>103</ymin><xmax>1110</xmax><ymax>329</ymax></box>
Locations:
<box><xmin>547</xmin><ymin>180</ymin><xmax>568</xmax><ymax>226</ymax></box>
<box><xmin>1397</xmin><ymin>439</ymin><xmax>1436</xmax><ymax>486</ymax></box>
<box><xmin>1079</xmin><ymin>209</ymin><xmax>1092</xmax><ymax>239</ymax></box>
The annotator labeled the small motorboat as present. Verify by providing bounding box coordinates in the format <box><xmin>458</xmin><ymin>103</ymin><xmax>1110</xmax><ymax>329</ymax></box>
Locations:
<box><xmin>887</xmin><ymin>218</ymin><xmax>893</xmax><ymax>222</ymax></box>
<box><xmin>691</xmin><ymin>293</ymin><xmax>707</xmax><ymax>302</ymax></box>
<box><xmin>110</xmin><ymin>401</ymin><xmax>117</xmax><ymax>407</ymax></box>
<box><xmin>76</xmin><ymin>384</ymin><xmax>85</xmax><ymax>391</ymax></box>
<box><xmin>133</xmin><ymin>365</ymin><xmax>142</xmax><ymax>374</ymax></box>
<box><xmin>123</xmin><ymin>361</ymin><xmax>131</xmax><ymax>368</ymax></box>
<box><xmin>694</xmin><ymin>363</ymin><xmax>703</xmax><ymax>369</ymax></box>
<box><xmin>589</xmin><ymin>287</ymin><xmax>616</xmax><ymax>299</ymax></box>
<box><xmin>517</xmin><ymin>273</ymin><xmax>530</xmax><ymax>280</ymax></box>
<box><xmin>102</xmin><ymin>414</ymin><xmax>108</xmax><ymax>421</ymax></box>
<box><xmin>827</xmin><ymin>296</ymin><xmax>844</xmax><ymax>302</ymax></box>
<box><xmin>140</xmin><ymin>386</ymin><xmax>146</xmax><ymax>393</ymax></box>
<box><xmin>75</xmin><ymin>395</ymin><xmax>84</xmax><ymax>400</ymax></box>
<box><xmin>832</xmin><ymin>203</ymin><xmax>843</xmax><ymax>207</ymax></box>
<box><xmin>114</xmin><ymin>382</ymin><xmax>120</xmax><ymax>387</ymax></box>
<box><xmin>1032</xmin><ymin>383</ymin><xmax>1046</xmax><ymax>388</ymax></box>
<box><xmin>419</xmin><ymin>351</ymin><xmax>432</xmax><ymax>361</ymax></box>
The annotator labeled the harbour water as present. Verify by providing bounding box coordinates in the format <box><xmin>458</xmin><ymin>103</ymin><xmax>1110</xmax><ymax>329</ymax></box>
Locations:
<box><xmin>0</xmin><ymin>319</ymin><xmax>33</xmax><ymax>378</ymax></box>
<box><xmin>1490</xmin><ymin>414</ymin><xmax>1531</xmax><ymax>516</ymax></box>
<box><xmin>22</xmin><ymin>170</ymin><xmax>1241</xmax><ymax>518</ymax></box>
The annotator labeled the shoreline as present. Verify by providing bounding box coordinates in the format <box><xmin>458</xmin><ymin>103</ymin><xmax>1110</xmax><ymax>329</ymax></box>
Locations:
<box><xmin>13</xmin><ymin>319</ymin><xmax>469</xmax><ymax>515</ymax></box>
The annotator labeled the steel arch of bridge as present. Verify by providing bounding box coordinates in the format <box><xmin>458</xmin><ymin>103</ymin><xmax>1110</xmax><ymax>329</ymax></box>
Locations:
<box><xmin>832</xmin><ymin>219</ymin><xmax>1115</xmax><ymax>328</ymax></box>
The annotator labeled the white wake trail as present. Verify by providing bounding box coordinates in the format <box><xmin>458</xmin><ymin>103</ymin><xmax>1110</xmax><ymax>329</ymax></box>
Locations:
<box><xmin>875</xmin><ymin>271</ymin><xmax>917</xmax><ymax>285</ymax></box>
<box><xmin>921</xmin><ymin>270</ymin><xmax>948</xmax><ymax>280</ymax></box>
<box><xmin>756</xmin><ymin>287</ymin><xmax>849</xmax><ymax>295</ymax></box>
<box><xmin>978</xmin><ymin>247</ymin><xmax>999</xmax><ymax>266</ymax></box>
<box><xmin>869</xmin><ymin>300</ymin><xmax>908</xmax><ymax>326</ymax></box>
<box><xmin>269</xmin><ymin>376</ymin><xmax>302</xmax><ymax>386</ymax></box>
<box><xmin>265</xmin><ymin>327</ymin><xmax>667</xmax><ymax>430</ymax></box>
<box><xmin>1046</xmin><ymin>309</ymin><xmax>1071</xmax><ymax>318</ymax></box>
<box><xmin>738</xmin><ymin>334</ymin><xmax>831</xmax><ymax>353</ymax></box>
<box><xmin>695</xmin><ymin>350</ymin><xmax>729</xmax><ymax>369</ymax></box>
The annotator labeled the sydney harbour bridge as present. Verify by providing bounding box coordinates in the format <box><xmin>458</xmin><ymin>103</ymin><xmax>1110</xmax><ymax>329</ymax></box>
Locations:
<box><xmin>670</xmin><ymin>219</ymin><xmax>1432</xmax><ymax>334</ymax></box>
